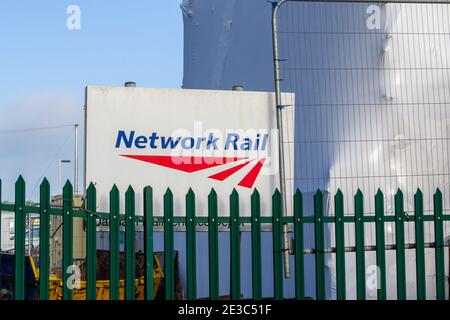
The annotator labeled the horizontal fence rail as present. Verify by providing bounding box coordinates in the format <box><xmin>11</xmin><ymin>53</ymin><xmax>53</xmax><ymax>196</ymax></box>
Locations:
<box><xmin>0</xmin><ymin>177</ymin><xmax>449</xmax><ymax>300</ymax></box>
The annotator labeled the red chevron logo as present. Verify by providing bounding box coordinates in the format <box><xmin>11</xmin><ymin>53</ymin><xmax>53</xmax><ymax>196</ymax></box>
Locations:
<box><xmin>121</xmin><ymin>155</ymin><xmax>266</xmax><ymax>188</ymax></box>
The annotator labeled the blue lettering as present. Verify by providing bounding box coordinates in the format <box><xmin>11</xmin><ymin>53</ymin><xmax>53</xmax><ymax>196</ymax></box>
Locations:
<box><xmin>181</xmin><ymin>137</ymin><xmax>195</xmax><ymax>149</ymax></box>
<box><xmin>161</xmin><ymin>136</ymin><xmax>181</xmax><ymax>149</ymax></box>
<box><xmin>240</xmin><ymin>138</ymin><xmax>252</xmax><ymax>151</ymax></box>
<box><xmin>115</xmin><ymin>131</ymin><xmax>268</xmax><ymax>151</ymax></box>
<box><xmin>225</xmin><ymin>133</ymin><xmax>239</xmax><ymax>150</ymax></box>
<box><xmin>115</xmin><ymin>130</ymin><xmax>135</xmax><ymax>148</ymax></box>
<box><xmin>261</xmin><ymin>134</ymin><xmax>268</xmax><ymax>151</ymax></box>
<box><xmin>206</xmin><ymin>133</ymin><xmax>219</xmax><ymax>150</ymax></box>
<box><xmin>134</xmin><ymin>135</ymin><xmax>148</xmax><ymax>149</ymax></box>
<box><xmin>149</xmin><ymin>132</ymin><xmax>159</xmax><ymax>149</ymax></box>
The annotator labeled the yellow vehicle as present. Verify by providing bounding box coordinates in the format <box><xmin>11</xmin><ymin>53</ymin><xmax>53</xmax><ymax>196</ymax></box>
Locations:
<box><xmin>27</xmin><ymin>254</ymin><xmax>165</xmax><ymax>300</ymax></box>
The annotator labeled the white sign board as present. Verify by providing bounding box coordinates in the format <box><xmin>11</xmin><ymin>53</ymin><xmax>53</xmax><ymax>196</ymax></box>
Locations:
<box><xmin>85</xmin><ymin>86</ymin><xmax>294</xmax><ymax>217</ymax></box>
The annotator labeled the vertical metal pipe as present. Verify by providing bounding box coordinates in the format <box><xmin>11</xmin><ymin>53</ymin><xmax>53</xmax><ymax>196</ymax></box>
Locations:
<box><xmin>271</xmin><ymin>0</ymin><xmax>291</xmax><ymax>278</ymax></box>
<box><xmin>27</xmin><ymin>209</ymin><xmax>31</xmax><ymax>256</ymax></box>
<box><xmin>74</xmin><ymin>124</ymin><xmax>79</xmax><ymax>194</ymax></box>
<box><xmin>59</xmin><ymin>160</ymin><xmax>62</xmax><ymax>194</ymax></box>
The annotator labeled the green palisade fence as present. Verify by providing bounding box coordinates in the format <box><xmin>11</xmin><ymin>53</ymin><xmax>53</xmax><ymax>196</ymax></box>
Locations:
<box><xmin>39</xmin><ymin>179</ymin><xmax>51</xmax><ymax>301</ymax></box>
<box><xmin>375</xmin><ymin>189</ymin><xmax>386</xmax><ymax>300</ymax></box>
<box><xmin>144</xmin><ymin>186</ymin><xmax>154</xmax><ymax>300</ymax></box>
<box><xmin>86</xmin><ymin>183</ymin><xmax>97</xmax><ymax>300</ymax></box>
<box><xmin>125</xmin><ymin>186</ymin><xmax>136</xmax><ymax>300</ymax></box>
<box><xmin>0</xmin><ymin>177</ymin><xmax>449</xmax><ymax>300</ymax></box>
<box><xmin>109</xmin><ymin>185</ymin><xmax>120</xmax><ymax>300</ymax></box>
<box><xmin>62</xmin><ymin>181</ymin><xmax>74</xmax><ymax>300</ymax></box>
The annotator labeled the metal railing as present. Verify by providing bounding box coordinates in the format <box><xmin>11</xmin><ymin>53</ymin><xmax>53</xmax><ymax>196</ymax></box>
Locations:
<box><xmin>1</xmin><ymin>177</ymin><xmax>449</xmax><ymax>300</ymax></box>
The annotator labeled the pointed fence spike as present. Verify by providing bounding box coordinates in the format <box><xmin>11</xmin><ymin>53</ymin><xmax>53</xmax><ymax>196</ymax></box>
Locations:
<box><xmin>64</xmin><ymin>179</ymin><xmax>73</xmax><ymax>188</ymax></box>
<box><xmin>376</xmin><ymin>188</ymin><xmax>383</xmax><ymax>197</ymax></box>
<box><xmin>434</xmin><ymin>188</ymin><xmax>442</xmax><ymax>197</ymax></box>
<box><xmin>126</xmin><ymin>185</ymin><xmax>135</xmax><ymax>193</ymax></box>
<box><xmin>164</xmin><ymin>187</ymin><xmax>173</xmax><ymax>196</ymax></box>
<box><xmin>110</xmin><ymin>184</ymin><xmax>119</xmax><ymax>194</ymax></box>
<box><xmin>208</xmin><ymin>188</ymin><xmax>217</xmax><ymax>198</ymax></box>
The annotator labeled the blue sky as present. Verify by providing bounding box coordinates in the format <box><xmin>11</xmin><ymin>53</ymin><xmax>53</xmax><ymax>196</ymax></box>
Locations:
<box><xmin>0</xmin><ymin>1</ymin><xmax>183</xmax><ymax>200</ymax></box>
<box><xmin>0</xmin><ymin>1</ymin><xmax>183</xmax><ymax>104</ymax></box>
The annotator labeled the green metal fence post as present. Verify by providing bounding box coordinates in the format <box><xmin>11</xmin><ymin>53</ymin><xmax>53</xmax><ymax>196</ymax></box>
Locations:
<box><xmin>272</xmin><ymin>189</ymin><xmax>284</xmax><ymax>300</ymax></box>
<box><xmin>62</xmin><ymin>181</ymin><xmax>74</xmax><ymax>300</ymax></box>
<box><xmin>125</xmin><ymin>186</ymin><xmax>136</xmax><ymax>300</ymax></box>
<box><xmin>293</xmin><ymin>190</ymin><xmax>304</xmax><ymax>300</ymax></box>
<box><xmin>251</xmin><ymin>189</ymin><xmax>262</xmax><ymax>300</ymax></box>
<box><xmin>186</xmin><ymin>188</ymin><xmax>197</xmax><ymax>300</ymax></box>
<box><xmin>230</xmin><ymin>189</ymin><xmax>241</xmax><ymax>300</ymax></box>
<box><xmin>334</xmin><ymin>189</ymin><xmax>346</xmax><ymax>300</ymax></box>
<box><xmin>144</xmin><ymin>186</ymin><xmax>154</xmax><ymax>300</ymax></box>
<box><xmin>164</xmin><ymin>188</ymin><xmax>175</xmax><ymax>300</ymax></box>
<box><xmin>208</xmin><ymin>189</ymin><xmax>219</xmax><ymax>300</ymax></box>
<box><xmin>355</xmin><ymin>189</ymin><xmax>366</xmax><ymax>300</ymax></box>
<box><xmin>433</xmin><ymin>189</ymin><xmax>445</xmax><ymax>300</ymax></box>
<box><xmin>14</xmin><ymin>176</ymin><xmax>26</xmax><ymax>300</ymax></box>
<box><xmin>375</xmin><ymin>189</ymin><xmax>386</xmax><ymax>300</ymax></box>
<box><xmin>86</xmin><ymin>183</ymin><xmax>97</xmax><ymax>300</ymax></box>
<box><xmin>394</xmin><ymin>189</ymin><xmax>406</xmax><ymax>300</ymax></box>
<box><xmin>109</xmin><ymin>185</ymin><xmax>120</xmax><ymax>300</ymax></box>
<box><xmin>414</xmin><ymin>189</ymin><xmax>426</xmax><ymax>300</ymax></box>
<box><xmin>314</xmin><ymin>190</ymin><xmax>325</xmax><ymax>300</ymax></box>
<box><xmin>39</xmin><ymin>179</ymin><xmax>51</xmax><ymax>300</ymax></box>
